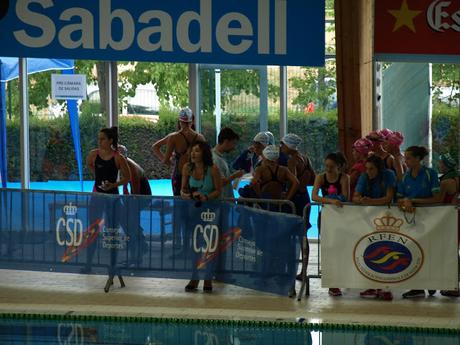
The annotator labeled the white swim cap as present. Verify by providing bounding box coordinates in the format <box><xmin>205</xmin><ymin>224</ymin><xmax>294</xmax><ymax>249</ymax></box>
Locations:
<box><xmin>281</xmin><ymin>133</ymin><xmax>302</xmax><ymax>151</ymax></box>
<box><xmin>253</xmin><ymin>132</ymin><xmax>270</xmax><ymax>146</ymax></box>
<box><xmin>263</xmin><ymin>145</ymin><xmax>280</xmax><ymax>161</ymax></box>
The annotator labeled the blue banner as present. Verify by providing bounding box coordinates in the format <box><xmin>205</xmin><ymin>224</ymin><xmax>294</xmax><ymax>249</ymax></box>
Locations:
<box><xmin>0</xmin><ymin>189</ymin><xmax>303</xmax><ymax>295</ymax></box>
<box><xmin>0</xmin><ymin>0</ymin><xmax>325</xmax><ymax>67</ymax></box>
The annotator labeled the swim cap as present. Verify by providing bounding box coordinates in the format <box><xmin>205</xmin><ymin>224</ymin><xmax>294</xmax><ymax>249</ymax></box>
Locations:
<box><xmin>387</xmin><ymin>131</ymin><xmax>404</xmax><ymax>147</ymax></box>
<box><xmin>352</xmin><ymin>138</ymin><xmax>372</xmax><ymax>155</ymax></box>
<box><xmin>253</xmin><ymin>132</ymin><xmax>270</xmax><ymax>146</ymax></box>
<box><xmin>440</xmin><ymin>153</ymin><xmax>457</xmax><ymax>170</ymax></box>
<box><xmin>379</xmin><ymin>128</ymin><xmax>394</xmax><ymax>139</ymax></box>
<box><xmin>281</xmin><ymin>133</ymin><xmax>302</xmax><ymax>151</ymax></box>
<box><xmin>178</xmin><ymin>107</ymin><xmax>193</xmax><ymax>122</ymax></box>
<box><xmin>262</xmin><ymin>145</ymin><xmax>280</xmax><ymax>161</ymax></box>
<box><xmin>265</xmin><ymin>131</ymin><xmax>275</xmax><ymax>145</ymax></box>
<box><xmin>117</xmin><ymin>144</ymin><xmax>128</xmax><ymax>156</ymax></box>
<box><xmin>366</xmin><ymin>130</ymin><xmax>385</xmax><ymax>142</ymax></box>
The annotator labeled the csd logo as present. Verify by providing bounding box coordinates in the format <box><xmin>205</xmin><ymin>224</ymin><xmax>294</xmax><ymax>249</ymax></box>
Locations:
<box><xmin>56</xmin><ymin>203</ymin><xmax>83</xmax><ymax>246</ymax></box>
<box><xmin>58</xmin><ymin>323</ymin><xmax>84</xmax><ymax>345</ymax></box>
<box><xmin>0</xmin><ymin>0</ymin><xmax>9</xmax><ymax>21</ymax></box>
<box><xmin>193</xmin><ymin>224</ymin><xmax>219</xmax><ymax>253</ymax></box>
<box><xmin>194</xmin><ymin>331</ymin><xmax>219</xmax><ymax>345</ymax></box>
<box><xmin>56</xmin><ymin>217</ymin><xmax>83</xmax><ymax>246</ymax></box>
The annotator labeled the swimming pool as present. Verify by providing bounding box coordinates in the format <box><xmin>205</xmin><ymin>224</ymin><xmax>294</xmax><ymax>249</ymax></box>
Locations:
<box><xmin>0</xmin><ymin>314</ymin><xmax>458</xmax><ymax>344</ymax></box>
<box><xmin>4</xmin><ymin>179</ymin><xmax>320</xmax><ymax>238</ymax></box>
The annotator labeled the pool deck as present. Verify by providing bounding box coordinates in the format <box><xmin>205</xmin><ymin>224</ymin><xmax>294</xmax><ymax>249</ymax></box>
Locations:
<box><xmin>1</xmin><ymin>244</ymin><xmax>459</xmax><ymax>330</ymax></box>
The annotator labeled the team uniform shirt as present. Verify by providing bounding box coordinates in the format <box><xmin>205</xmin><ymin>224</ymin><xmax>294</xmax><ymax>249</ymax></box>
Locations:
<box><xmin>355</xmin><ymin>169</ymin><xmax>396</xmax><ymax>199</ymax></box>
<box><xmin>397</xmin><ymin>166</ymin><xmax>440</xmax><ymax>198</ymax></box>
<box><xmin>212</xmin><ymin>149</ymin><xmax>234</xmax><ymax>198</ymax></box>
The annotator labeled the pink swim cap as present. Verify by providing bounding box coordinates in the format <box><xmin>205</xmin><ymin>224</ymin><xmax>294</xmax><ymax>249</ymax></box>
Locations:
<box><xmin>352</xmin><ymin>138</ymin><xmax>373</xmax><ymax>155</ymax></box>
<box><xmin>379</xmin><ymin>128</ymin><xmax>393</xmax><ymax>139</ymax></box>
<box><xmin>366</xmin><ymin>130</ymin><xmax>385</xmax><ymax>142</ymax></box>
<box><xmin>387</xmin><ymin>131</ymin><xmax>404</xmax><ymax>147</ymax></box>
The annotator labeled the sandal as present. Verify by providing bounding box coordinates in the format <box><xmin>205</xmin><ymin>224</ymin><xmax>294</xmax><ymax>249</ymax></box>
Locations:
<box><xmin>328</xmin><ymin>288</ymin><xmax>342</xmax><ymax>296</ymax></box>
<box><xmin>203</xmin><ymin>280</ymin><xmax>213</xmax><ymax>293</ymax></box>
<box><xmin>185</xmin><ymin>280</ymin><xmax>199</xmax><ymax>292</ymax></box>
<box><xmin>377</xmin><ymin>290</ymin><xmax>393</xmax><ymax>301</ymax></box>
<box><xmin>440</xmin><ymin>290</ymin><xmax>460</xmax><ymax>297</ymax></box>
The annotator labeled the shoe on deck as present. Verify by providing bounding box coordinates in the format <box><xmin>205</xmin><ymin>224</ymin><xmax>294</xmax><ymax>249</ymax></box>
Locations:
<box><xmin>440</xmin><ymin>290</ymin><xmax>460</xmax><ymax>297</ymax></box>
<box><xmin>402</xmin><ymin>289</ymin><xmax>425</xmax><ymax>298</ymax></box>
<box><xmin>328</xmin><ymin>288</ymin><xmax>342</xmax><ymax>296</ymax></box>
<box><xmin>377</xmin><ymin>290</ymin><xmax>393</xmax><ymax>301</ymax></box>
<box><xmin>360</xmin><ymin>289</ymin><xmax>378</xmax><ymax>298</ymax></box>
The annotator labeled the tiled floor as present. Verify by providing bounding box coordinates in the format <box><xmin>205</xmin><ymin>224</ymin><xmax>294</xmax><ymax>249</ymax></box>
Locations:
<box><xmin>0</xmin><ymin>242</ymin><xmax>459</xmax><ymax>329</ymax></box>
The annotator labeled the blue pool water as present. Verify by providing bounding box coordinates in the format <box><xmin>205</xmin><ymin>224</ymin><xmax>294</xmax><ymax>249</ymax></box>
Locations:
<box><xmin>5</xmin><ymin>179</ymin><xmax>319</xmax><ymax>238</ymax></box>
<box><xmin>0</xmin><ymin>316</ymin><xmax>457</xmax><ymax>344</ymax></box>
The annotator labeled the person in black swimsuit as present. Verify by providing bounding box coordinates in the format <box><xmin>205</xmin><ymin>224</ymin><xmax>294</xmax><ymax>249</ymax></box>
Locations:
<box><xmin>160</xmin><ymin>108</ymin><xmax>206</xmax><ymax>196</ymax></box>
<box><xmin>280</xmin><ymin>133</ymin><xmax>315</xmax><ymax>219</ymax></box>
<box><xmin>311</xmin><ymin>152</ymin><xmax>350</xmax><ymax>297</ymax></box>
<box><xmin>83</xmin><ymin>127</ymin><xmax>130</xmax><ymax>274</ymax></box>
<box><xmin>156</xmin><ymin>108</ymin><xmax>206</xmax><ymax>253</ymax></box>
<box><xmin>251</xmin><ymin>145</ymin><xmax>299</xmax><ymax>205</ymax></box>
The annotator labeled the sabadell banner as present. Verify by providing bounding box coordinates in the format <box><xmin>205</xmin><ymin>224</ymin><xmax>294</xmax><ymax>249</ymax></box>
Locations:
<box><xmin>0</xmin><ymin>0</ymin><xmax>325</xmax><ymax>66</ymax></box>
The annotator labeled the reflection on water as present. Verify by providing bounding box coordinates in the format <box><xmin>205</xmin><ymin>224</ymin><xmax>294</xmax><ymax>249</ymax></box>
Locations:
<box><xmin>0</xmin><ymin>317</ymin><xmax>458</xmax><ymax>345</ymax></box>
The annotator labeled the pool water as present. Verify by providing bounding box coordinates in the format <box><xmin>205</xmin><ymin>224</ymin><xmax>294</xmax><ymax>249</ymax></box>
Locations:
<box><xmin>0</xmin><ymin>316</ymin><xmax>457</xmax><ymax>345</ymax></box>
<box><xmin>4</xmin><ymin>179</ymin><xmax>319</xmax><ymax>238</ymax></box>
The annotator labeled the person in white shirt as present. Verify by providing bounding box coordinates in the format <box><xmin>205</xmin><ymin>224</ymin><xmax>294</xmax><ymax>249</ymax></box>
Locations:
<box><xmin>212</xmin><ymin>127</ymin><xmax>244</xmax><ymax>199</ymax></box>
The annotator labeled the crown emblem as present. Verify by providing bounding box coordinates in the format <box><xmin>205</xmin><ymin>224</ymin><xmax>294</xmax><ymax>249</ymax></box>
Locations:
<box><xmin>63</xmin><ymin>202</ymin><xmax>77</xmax><ymax>216</ymax></box>
<box><xmin>201</xmin><ymin>209</ymin><xmax>216</xmax><ymax>222</ymax></box>
<box><xmin>373</xmin><ymin>213</ymin><xmax>403</xmax><ymax>231</ymax></box>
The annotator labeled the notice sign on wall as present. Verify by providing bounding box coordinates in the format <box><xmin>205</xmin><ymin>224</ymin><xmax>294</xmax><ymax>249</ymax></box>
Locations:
<box><xmin>51</xmin><ymin>74</ymin><xmax>86</xmax><ymax>100</ymax></box>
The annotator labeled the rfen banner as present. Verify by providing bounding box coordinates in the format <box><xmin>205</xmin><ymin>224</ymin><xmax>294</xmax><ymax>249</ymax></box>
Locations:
<box><xmin>0</xmin><ymin>0</ymin><xmax>325</xmax><ymax>66</ymax></box>
<box><xmin>321</xmin><ymin>205</ymin><xmax>458</xmax><ymax>290</ymax></box>
<box><xmin>375</xmin><ymin>0</ymin><xmax>460</xmax><ymax>61</ymax></box>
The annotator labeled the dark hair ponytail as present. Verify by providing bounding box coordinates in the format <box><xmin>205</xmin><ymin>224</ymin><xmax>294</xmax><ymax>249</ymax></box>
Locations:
<box><xmin>406</xmin><ymin>146</ymin><xmax>428</xmax><ymax>160</ymax></box>
<box><xmin>366</xmin><ymin>154</ymin><xmax>384</xmax><ymax>172</ymax></box>
<box><xmin>100</xmin><ymin>126</ymin><xmax>119</xmax><ymax>149</ymax></box>
<box><xmin>325</xmin><ymin>152</ymin><xmax>347</xmax><ymax>169</ymax></box>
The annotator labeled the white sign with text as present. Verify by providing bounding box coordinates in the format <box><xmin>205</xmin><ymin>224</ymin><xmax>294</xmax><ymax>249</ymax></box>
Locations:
<box><xmin>51</xmin><ymin>74</ymin><xmax>86</xmax><ymax>100</ymax></box>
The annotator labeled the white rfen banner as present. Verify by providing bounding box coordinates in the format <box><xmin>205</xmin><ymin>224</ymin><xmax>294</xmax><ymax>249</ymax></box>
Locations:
<box><xmin>321</xmin><ymin>205</ymin><xmax>458</xmax><ymax>290</ymax></box>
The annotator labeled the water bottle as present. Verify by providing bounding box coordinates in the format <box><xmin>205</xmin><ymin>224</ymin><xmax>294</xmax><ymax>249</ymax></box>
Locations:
<box><xmin>327</xmin><ymin>184</ymin><xmax>337</xmax><ymax>196</ymax></box>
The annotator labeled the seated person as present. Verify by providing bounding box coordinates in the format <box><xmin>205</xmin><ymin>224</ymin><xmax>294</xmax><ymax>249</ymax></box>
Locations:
<box><xmin>352</xmin><ymin>155</ymin><xmax>396</xmax><ymax>301</ymax></box>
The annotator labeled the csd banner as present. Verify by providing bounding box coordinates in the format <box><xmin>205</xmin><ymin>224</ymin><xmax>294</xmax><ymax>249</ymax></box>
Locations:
<box><xmin>375</xmin><ymin>0</ymin><xmax>460</xmax><ymax>61</ymax></box>
<box><xmin>321</xmin><ymin>205</ymin><xmax>458</xmax><ymax>290</ymax></box>
<box><xmin>0</xmin><ymin>189</ymin><xmax>303</xmax><ymax>295</ymax></box>
<box><xmin>0</xmin><ymin>0</ymin><xmax>325</xmax><ymax>66</ymax></box>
